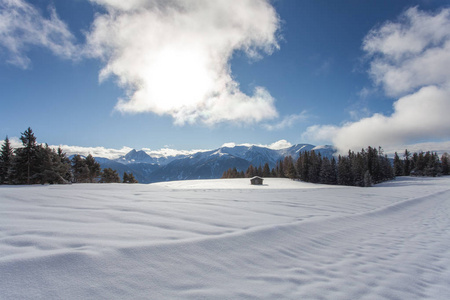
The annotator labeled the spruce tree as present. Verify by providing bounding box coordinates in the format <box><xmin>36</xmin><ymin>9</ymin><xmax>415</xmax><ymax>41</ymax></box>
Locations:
<box><xmin>403</xmin><ymin>149</ymin><xmax>411</xmax><ymax>175</ymax></box>
<box><xmin>123</xmin><ymin>172</ymin><xmax>138</xmax><ymax>183</ymax></box>
<box><xmin>85</xmin><ymin>154</ymin><xmax>101</xmax><ymax>183</ymax></box>
<box><xmin>12</xmin><ymin>127</ymin><xmax>39</xmax><ymax>184</ymax></box>
<box><xmin>441</xmin><ymin>153</ymin><xmax>449</xmax><ymax>175</ymax></box>
<box><xmin>393</xmin><ymin>152</ymin><xmax>404</xmax><ymax>176</ymax></box>
<box><xmin>71</xmin><ymin>155</ymin><xmax>90</xmax><ymax>183</ymax></box>
<box><xmin>100</xmin><ymin>168</ymin><xmax>120</xmax><ymax>183</ymax></box>
<box><xmin>0</xmin><ymin>136</ymin><xmax>14</xmax><ymax>184</ymax></box>
<box><xmin>262</xmin><ymin>163</ymin><xmax>271</xmax><ymax>177</ymax></box>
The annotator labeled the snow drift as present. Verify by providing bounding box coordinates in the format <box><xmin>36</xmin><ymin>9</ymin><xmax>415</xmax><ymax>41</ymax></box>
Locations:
<box><xmin>1</xmin><ymin>177</ymin><xmax>450</xmax><ymax>299</ymax></box>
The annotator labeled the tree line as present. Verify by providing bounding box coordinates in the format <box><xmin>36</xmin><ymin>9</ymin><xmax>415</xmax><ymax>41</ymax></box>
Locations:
<box><xmin>393</xmin><ymin>149</ymin><xmax>449</xmax><ymax>177</ymax></box>
<box><xmin>223</xmin><ymin>146</ymin><xmax>450</xmax><ymax>187</ymax></box>
<box><xmin>0</xmin><ymin>128</ymin><xmax>138</xmax><ymax>185</ymax></box>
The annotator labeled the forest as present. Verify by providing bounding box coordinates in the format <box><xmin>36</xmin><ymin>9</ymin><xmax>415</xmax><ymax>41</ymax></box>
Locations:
<box><xmin>222</xmin><ymin>147</ymin><xmax>450</xmax><ymax>187</ymax></box>
<box><xmin>0</xmin><ymin>128</ymin><xmax>137</xmax><ymax>185</ymax></box>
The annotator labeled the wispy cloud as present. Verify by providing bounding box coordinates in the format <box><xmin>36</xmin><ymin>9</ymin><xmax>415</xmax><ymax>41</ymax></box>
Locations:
<box><xmin>84</xmin><ymin>0</ymin><xmax>281</xmax><ymax>125</ymax></box>
<box><xmin>263</xmin><ymin>111</ymin><xmax>309</xmax><ymax>131</ymax></box>
<box><xmin>304</xmin><ymin>7</ymin><xmax>450</xmax><ymax>154</ymax></box>
<box><xmin>0</xmin><ymin>0</ymin><xmax>78</xmax><ymax>68</ymax></box>
<box><xmin>221</xmin><ymin>139</ymin><xmax>293</xmax><ymax>150</ymax></box>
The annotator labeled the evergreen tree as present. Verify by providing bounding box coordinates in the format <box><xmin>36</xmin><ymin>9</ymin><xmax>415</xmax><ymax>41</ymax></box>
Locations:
<box><xmin>85</xmin><ymin>154</ymin><xmax>101</xmax><ymax>183</ymax></box>
<box><xmin>393</xmin><ymin>152</ymin><xmax>404</xmax><ymax>176</ymax></box>
<box><xmin>337</xmin><ymin>156</ymin><xmax>353</xmax><ymax>186</ymax></box>
<box><xmin>100</xmin><ymin>168</ymin><xmax>120</xmax><ymax>183</ymax></box>
<box><xmin>403</xmin><ymin>149</ymin><xmax>411</xmax><ymax>175</ymax></box>
<box><xmin>71</xmin><ymin>155</ymin><xmax>90</xmax><ymax>183</ymax></box>
<box><xmin>246</xmin><ymin>165</ymin><xmax>256</xmax><ymax>178</ymax></box>
<box><xmin>123</xmin><ymin>172</ymin><xmax>138</xmax><ymax>183</ymax></box>
<box><xmin>0</xmin><ymin>136</ymin><xmax>14</xmax><ymax>184</ymax></box>
<box><xmin>441</xmin><ymin>153</ymin><xmax>449</xmax><ymax>175</ymax></box>
<box><xmin>363</xmin><ymin>170</ymin><xmax>373</xmax><ymax>187</ymax></box>
<box><xmin>307</xmin><ymin>151</ymin><xmax>321</xmax><ymax>183</ymax></box>
<box><xmin>319</xmin><ymin>157</ymin><xmax>336</xmax><ymax>184</ymax></box>
<box><xmin>11</xmin><ymin>127</ymin><xmax>39</xmax><ymax>184</ymax></box>
<box><xmin>283</xmin><ymin>156</ymin><xmax>296</xmax><ymax>179</ymax></box>
<box><xmin>262</xmin><ymin>163</ymin><xmax>271</xmax><ymax>177</ymax></box>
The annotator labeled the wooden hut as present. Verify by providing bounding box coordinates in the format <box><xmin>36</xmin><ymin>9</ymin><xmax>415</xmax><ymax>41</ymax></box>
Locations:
<box><xmin>250</xmin><ymin>176</ymin><xmax>263</xmax><ymax>185</ymax></box>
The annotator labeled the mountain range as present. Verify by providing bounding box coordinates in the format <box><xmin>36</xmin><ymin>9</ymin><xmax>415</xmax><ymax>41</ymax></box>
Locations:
<box><xmin>95</xmin><ymin>144</ymin><xmax>336</xmax><ymax>183</ymax></box>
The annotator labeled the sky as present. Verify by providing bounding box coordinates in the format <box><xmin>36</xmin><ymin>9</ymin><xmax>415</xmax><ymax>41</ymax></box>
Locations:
<box><xmin>1</xmin><ymin>0</ymin><xmax>450</xmax><ymax>157</ymax></box>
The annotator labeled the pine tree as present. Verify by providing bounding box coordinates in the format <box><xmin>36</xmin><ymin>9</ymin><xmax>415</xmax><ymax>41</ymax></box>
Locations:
<box><xmin>71</xmin><ymin>155</ymin><xmax>90</xmax><ymax>183</ymax></box>
<box><xmin>363</xmin><ymin>170</ymin><xmax>373</xmax><ymax>187</ymax></box>
<box><xmin>11</xmin><ymin>127</ymin><xmax>39</xmax><ymax>184</ymax></box>
<box><xmin>441</xmin><ymin>153</ymin><xmax>449</xmax><ymax>175</ymax></box>
<box><xmin>393</xmin><ymin>152</ymin><xmax>404</xmax><ymax>176</ymax></box>
<box><xmin>85</xmin><ymin>154</ymin><xmax>101</xmax><ymax>183</ymax></box>
<box><xmin>100</xmin><ymin>168</ymin><xmax>120</xmax><ymax>183</ymax></box>
<box><xmin>403</xmin><ymin>149</ymin><xmax>411</xmax><ymax>175</ymax></box>
<box><xmin>123</xmin><ymin>172</ymin><xmax>138</xmax><ymax>183</ymax></box>
<box><xmin>319</xmin><ymin>157</ymin><xmax>335</xmax><ymax>184</ymax></box>
<box><xmin>0</xmin><ymin>136</ymin><xmax>14</xmax><ymax>184</ymax></box>
<box><xmin>262</xmin><ymin>163</ymin><xmax>271</xmax><ymax>177</ymax></box>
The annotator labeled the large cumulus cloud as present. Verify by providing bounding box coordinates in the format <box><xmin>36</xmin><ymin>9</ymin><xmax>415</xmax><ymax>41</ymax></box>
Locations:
<box><xmin>84</xmin><ymin>0</ymin><xmax>281</xmax><ymax>125</ymax></box>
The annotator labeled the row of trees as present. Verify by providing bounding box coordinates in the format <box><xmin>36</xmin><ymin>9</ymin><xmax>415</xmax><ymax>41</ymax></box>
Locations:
<box><xmin>393</xmin><ymin>150</ymin><xmax>449</xmax><ymax>177</ymax></box>
<box><xmin>222</xmin><ymin>147</ymin><xmax>393</xmax><ymax>187</ymax></box>
<box><xmin>0</xmin><ymin>128</ymin><xmax>137</xmax><ymax>185</ymax></box>
<box><xmin>223</xmin><ymin>146</ymin><xmax>450</xmax><ymax>187</ymax></box>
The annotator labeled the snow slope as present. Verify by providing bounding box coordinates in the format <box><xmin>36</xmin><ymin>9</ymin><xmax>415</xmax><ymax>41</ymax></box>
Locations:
<box><xmin>1</xmin><ymin>177</ymin><xmax>450</xmax><ymax>299</ymax></box>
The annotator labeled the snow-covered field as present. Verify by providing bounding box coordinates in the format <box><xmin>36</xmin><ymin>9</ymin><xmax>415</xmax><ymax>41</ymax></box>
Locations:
<box><xmin>1</xmin><ymin>177</ymin><xmax>450</xmax><ymax>299</ymax></box>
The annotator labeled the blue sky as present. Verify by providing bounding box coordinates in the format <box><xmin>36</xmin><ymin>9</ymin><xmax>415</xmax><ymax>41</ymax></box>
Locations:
<box><xmin>1</xmin><ymin>0</ymin><xmax>450</xmax><ymax>156</ymax></box>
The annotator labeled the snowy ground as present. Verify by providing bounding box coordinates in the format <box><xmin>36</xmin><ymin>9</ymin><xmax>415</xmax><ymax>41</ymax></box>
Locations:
<box><xmin>1</xmin><ymin>177</ymin><xmax>450</xmax><ymax>299</ymax></box>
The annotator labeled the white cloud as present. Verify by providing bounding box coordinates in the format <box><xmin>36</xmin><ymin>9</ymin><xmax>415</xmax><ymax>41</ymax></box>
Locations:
<box><xmin>263</xmin><ymin>111</ymin><xmax>308</xmax><ymax>131</ymax></box>
<box><xmin>363</xmin><ymin>6</ymin><xmax>450</xmax><ymax>97</ymax></box>
<box><xmin>57</xmin><ymin>145</ymin><xmax>133</xmax><ymax>159</ymax></box>
<box><xmin>220</xmin><ymin>139</ymin><xmax>293</xmax><ymax>150</ymax></box>
<box><xmin>141</xmin><ymin>147</ymin><xmax>208</xmax><ymax>158</ymax></box>
<box><xmin>301</xmin><ymin>125</ymin><xmax>340</xmax><ymax>145</ymax></box>
<box><xmin>304</xmin><ymin>7</ymin><xmax>450</xmax><ymax>154</ymax></box>
<box><xmin>267</xmin><ymin>139</ymin><xmax>293</xmax><ymax>150</ymax></box>
<box><xmin>0</xmin><ymin>0</ymin><xmax>78</xmax><ymax>68</ymax></box>
<box><xmin>84</xmin><ymin>0</ymin><xmax>280</xmax><ymax>125</ymax></box>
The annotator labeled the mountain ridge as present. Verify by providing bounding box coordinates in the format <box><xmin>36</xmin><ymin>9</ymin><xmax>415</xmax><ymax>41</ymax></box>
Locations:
<box><xmin>95</xmin><ymin>143</ymin><xmax>336</xmax><ymax>183</ymax></box>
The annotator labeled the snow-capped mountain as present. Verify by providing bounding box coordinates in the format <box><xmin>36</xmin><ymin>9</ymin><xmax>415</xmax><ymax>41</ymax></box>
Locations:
<box><xmin>115</xmin><ymin>149</ymin><xmax>156</xmax><ymax>164</ymax></box>
<box><xmin>95</xmin><ymin>144</ymin><xmax>336</xmax><ymax>183</ymax></box>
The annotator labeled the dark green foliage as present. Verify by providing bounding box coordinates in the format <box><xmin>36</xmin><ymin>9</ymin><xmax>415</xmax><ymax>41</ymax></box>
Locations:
<box><xmin>262</xmin><ymin>163</ymin><xmax>271</xmax><ymax>177</ymax></box>
<box><xmin>441</xmin><ymin>153</ymin><xmax>449</xmax><ymax>175</ymax></box>
<box><xmin>283</xmin><ymin>156</ymin><xmax>296</xmax><ymax>179</ymax></box>
<box><xmin>403</xmin><ymin>149</ymin><xmax>411</xmax><ymax>175</ymax></box>
<box><xmin>222</xmin><ymin>167</ymin><xmax>245</xmax><ymax>178</ymax></box>
<box><xmin>5</xmin><ymin>128</ymin><xmax>72</xmax><ymax>185</ymax></box>
<box><xmin>409</xmin><ymin>151</ymin><xmax>441</xmax><ymax>177</ymax></box>
<box><xmin>295</xmin><ymin>147</ymin><xmax>392</xmax><ymax>187</ymax></box>
<box><xmin>0</xmin><ymin>136</ymin><xmax>14</xmax><ymax>184</ymax></box>
<box><xmin>71</xmin><ymin>155</ymin><xmax>90</xmax><ymax>183</ymax></box>
<box><xmin>123</xmin><ymin>172</ymin><xmax>138</xmax><ymax>183</ymax></box>
<box><xmin>393</xmin><ymin>152</ymin><xmax>404</xmax><ymax>176</ymax></box>
<box><xmin>319</xmin><ymin>157</ymin><xmax>337</xmax><ymax>184</ymax></box>
<box><xmin>364</xmin><ymin>170</ymin><xmax>373</xmax><ymax>187</ymax></box>
<box><xmin>12</xmin><ymin>127</ymin><xmax>39</xmax><ymax>184</ymax></box>
<box><xmin>85</xmin><ymin>154</ymin><xmax>101</xmax><ymax>183</ymax></box>
<box><xmin>33</xmin><ymin>144</ymin><xmax>71</xmax><ymax>184</ymax></box>
<box><xmin>100</xmin><ymin>168</ymin><xmax>120</xmax><ymax>183</ymax></box>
